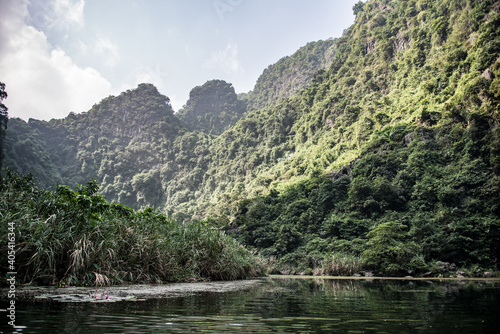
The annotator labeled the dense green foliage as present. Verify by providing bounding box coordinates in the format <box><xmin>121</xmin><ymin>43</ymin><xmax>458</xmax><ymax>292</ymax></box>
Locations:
<box><xmin>232</xmin><ymin>123</ymin><xmax>500</xmax><ymax>275</ymax></box>
<box><xmin>176</xmin><ymin>80</ymin><xmax>246</xmax><ymax>136</ymax></box>
<box><xmin>2</xmin><ymin>118</ymin><xmax>60</xmax><ymax>189</ymax></box>
<box><xmin>3</xmin><ymin>0</ymin><xmax>500</xmax><ymax>276</ymax></box>
<box><xmin>0</xmin><ymin>172</ymin><xmax>264</xmax><ymax>286</ymax></box>
<box><xmin>227</xmin><ymin>0</ymin><xmax>500</xmax><ymax>274</ymax></box>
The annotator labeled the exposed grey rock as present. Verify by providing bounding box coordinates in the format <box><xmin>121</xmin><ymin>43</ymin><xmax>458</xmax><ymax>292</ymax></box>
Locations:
<box><xmin>404</xmin><ymin>132</ymin><xmax>415</xmax><ymax>146</ymax></box>
<box><xmin>328</xmin><ymin>158</ymin><xmax>359</xmax><ymax>181</ymax></box>
<box><xmin>364</xmin><ymin>38</ymin><xmax>377</xmax><ymax>54</ymax></box>
<box><xmin>394</xmin><ymin>31</ymin><xmax>411</xmax><ymax>51</ymax></box>
<box><xmin>438</xmin><ymin>262</ymin><xmax>450</xmax><ymax>272</ymax></box>
<box><xmin>482</xmin><ymin>67</ymin><xmax>492</xmax><ymax>80</ymax></box>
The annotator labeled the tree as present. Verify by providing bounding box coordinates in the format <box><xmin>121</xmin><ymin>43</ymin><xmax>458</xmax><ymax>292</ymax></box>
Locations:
<box><xmin>0</xmin><ymin>82</ymin><xmax>8</xmax><ymax>169</ymax></box>
<box><xmin>353</xmin><ymin>1</ymin><xmax>364</xmax><ymax>17</ymax></box>
<box><xmin>362</xmin><ymin>221</ymin><xmax>420</xmax><ymax>275</ymax></box>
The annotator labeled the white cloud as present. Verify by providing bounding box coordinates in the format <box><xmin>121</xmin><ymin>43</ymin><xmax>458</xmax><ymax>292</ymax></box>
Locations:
<box><xmin>0</xmin><ymin>0</ymin><xmax>113</xmax><ymax>121</ymax></box>
<box><xmin>28</xmin><ymin>0</ymin><xmax>85</xmax><ymax>31</ymax></box>
<box><xmin>204</xmin><ymin>42</ymin><xmax>244</xmax><ymax>74</ymax></box>
<box><xmin>169</xmin><ymin>95</ymin><xmax>185</xmax><ymax>112</ymax></box>
<box><xmin>52</xmin><ymin>0</ymin><xmax>85</xmax><ymax>28</ymax></box>
<box><xmin>132</xmin><ymin>64</ymin><xmax>170</xmax><ymax>89</ymax></box>
<box><xmin>79</xmin><ymin>36</ymin><xmax>119</xmax><ymax>67</ymax></box>
<box><xmin>94</xmin><ymin>36</ymin><xmax>117</xmax><ymax>56</ymax></box>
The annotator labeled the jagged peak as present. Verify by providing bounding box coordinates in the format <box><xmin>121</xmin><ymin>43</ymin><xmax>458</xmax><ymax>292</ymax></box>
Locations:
<box><xmin>176</xmin><ymin>79</ymin><xmax>246</xmax><ymax>136</ymax></box>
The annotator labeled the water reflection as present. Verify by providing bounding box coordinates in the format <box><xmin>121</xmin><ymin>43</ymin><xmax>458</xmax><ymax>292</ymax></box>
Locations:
<box><xmin>1</xmin><ymin>278</ymin><xmax>499</xmax><ymax>333</ymax></box>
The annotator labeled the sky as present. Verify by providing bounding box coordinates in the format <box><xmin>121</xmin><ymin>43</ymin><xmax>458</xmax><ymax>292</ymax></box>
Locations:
<box><xmin>0</xmin><ymin>0</ymin><xmax>359</xmax><ymax>121</ymax></box>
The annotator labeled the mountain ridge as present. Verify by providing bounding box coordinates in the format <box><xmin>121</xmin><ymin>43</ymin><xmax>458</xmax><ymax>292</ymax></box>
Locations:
<box><xmin>3</xmin><ymin>35</ymin><xmax>341</xmax><ymax>214</ymax></box>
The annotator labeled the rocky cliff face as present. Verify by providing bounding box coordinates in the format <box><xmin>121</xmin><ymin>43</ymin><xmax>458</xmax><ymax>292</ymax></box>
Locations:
<box><xmin>176</xmin><ymin>80</ymin><xmax>246</xmax><ymax>136</ymax></box>
<box><xmin>4</xmin><ymin>84</ymin><xmax>183</xmax><ymax>207</ymax></box>
<box><xmin>247</xmin><ymin>39</ymin><xmax>337</xmax><ymax>111</ymax></box>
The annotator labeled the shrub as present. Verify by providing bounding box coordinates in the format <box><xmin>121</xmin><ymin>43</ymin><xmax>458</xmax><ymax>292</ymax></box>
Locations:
<box><xmin>362</xmin><ymin>221</ymin><xmax>420</xmax><ymax>275</ymax></box>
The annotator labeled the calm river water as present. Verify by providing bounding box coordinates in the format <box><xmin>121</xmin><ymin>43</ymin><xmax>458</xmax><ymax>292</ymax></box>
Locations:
<box><xmin>1</xmin><ymin>277</ymin><xmax>499</xmax><ymax>333</ymax></box>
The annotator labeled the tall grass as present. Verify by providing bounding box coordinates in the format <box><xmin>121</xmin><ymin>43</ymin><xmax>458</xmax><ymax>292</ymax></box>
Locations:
<box><xmin>0</xmin><ymin>172</ymin><xmax>265</xmax><ymax>286</ymax></box>
<box><xmin>314</xmin><ymin>253</ymin><xmax>363</xmax><ymax>276</ymax></box>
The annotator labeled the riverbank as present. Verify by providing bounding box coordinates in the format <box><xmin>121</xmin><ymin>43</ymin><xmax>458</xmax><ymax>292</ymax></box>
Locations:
<box><xmin>269</xmin><ymin>274</ymin><xmax>500</xmax><ymax>281</ymax></box>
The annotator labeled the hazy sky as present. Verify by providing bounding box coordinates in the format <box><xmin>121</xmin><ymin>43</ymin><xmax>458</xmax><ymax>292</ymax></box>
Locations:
<box><xmin>0</xmin><ymin>0</ymin><xmax>359</xmax><ymax>121</ymax></box>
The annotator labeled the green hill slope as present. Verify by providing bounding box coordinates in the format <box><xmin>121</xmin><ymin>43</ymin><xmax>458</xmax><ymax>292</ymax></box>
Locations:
<box><xmin>220</xmin><ymin>0</ymin><xmax>500</xmax><ymax>274</ymax></box>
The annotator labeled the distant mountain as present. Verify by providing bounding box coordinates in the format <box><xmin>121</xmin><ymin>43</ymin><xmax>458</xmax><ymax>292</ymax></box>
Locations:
<box><xmin>5</xmin><ymin>83</ymin><xmax>183</xmax><ymax>208</ymax></box>
<box><xmin>3</xmin><ymin>37</ymin><xmax>339</xmax><ymax>213</ymax></box>
<box><xmin>3</xmin><ymin>117</ymin><xmax>61</xmax><ymax>188</ymax></box>
<box><xmin>176</xmin><ymin>80</ymin><xmax>246</xmax><ymax>136</ymax></box>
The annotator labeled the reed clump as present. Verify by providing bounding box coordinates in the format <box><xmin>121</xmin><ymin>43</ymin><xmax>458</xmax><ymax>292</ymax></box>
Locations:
<box><xmin>0</xmin><ymin>172</ymin><xmax>265</xmax><ymax>286</ymax></box>
<box><xmin>314</xmin><ymin>253</ymin><xmax>364</xmax><ymax>276</ymax></box>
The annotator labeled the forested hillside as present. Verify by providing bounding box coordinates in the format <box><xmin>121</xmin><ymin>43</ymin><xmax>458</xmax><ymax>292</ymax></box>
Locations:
<box><xmin>225</xmin><ymin>0</ymin><xmax>500</xmax><ymax>275</ymax></box>
<box><xmin>4</xmin><ymin>83</ymin><xmax>184</xmax><ymax>208</ymax></box>
<box><xmin>3</xmin><ymin>0</ymin><xmax>500</xmax><ymax>276</ymax></box>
